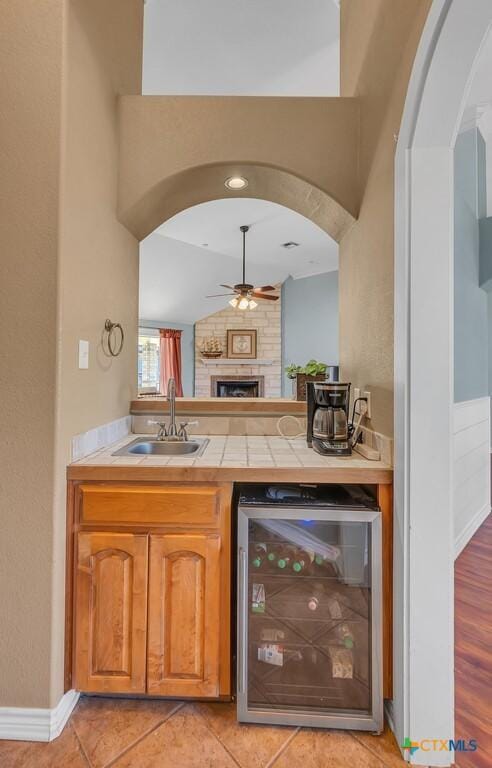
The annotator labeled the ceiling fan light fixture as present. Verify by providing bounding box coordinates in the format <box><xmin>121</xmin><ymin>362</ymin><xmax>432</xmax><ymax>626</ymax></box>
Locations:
<box><xmin>224</xmin><ymin>176</ymin><xmax>248</xmax><ymax>191</ymax></box>
<box><xmin>248</xmin><ymin>299</ymin><xmax>258</xmax><ymax>309</ymax></box>
<box><xmin>238</xmin><ymin>296</ymin><xmax>250</xmax><ymax>310</ymax></box>
<box><xmin>229</xmin><ymin>297</ymin><xmax>239</xmax><ymax>308</ymax></box>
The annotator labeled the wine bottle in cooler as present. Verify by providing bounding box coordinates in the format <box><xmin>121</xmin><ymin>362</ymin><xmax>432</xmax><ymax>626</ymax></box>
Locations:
<box><xmin>337</xmin><ymin>623</ymin><xmax>355</xmax><ymax>649</ymax></box>
<box><xmin>251</xmin><ymin>543</ymin><xmax>267</xmax><ymax>569</ymax></box>
<box><xmin>292</xmin><ymin>549</ymin><xmax>315</xmax><ymax>574</ymax></box>
<box><xmin>274</xmin><ymin>543</ymin><xmax>298</xmax><ymax>570</ymax></box>
<box><xmin>307</xmin><ymin>583</ymin><xmax>325</xmax><ymax>611</ymax></box>
<box><xmin>265</xmin><ymin>543</ymin><xmax>283</xmax><ymax>566</ymax></box>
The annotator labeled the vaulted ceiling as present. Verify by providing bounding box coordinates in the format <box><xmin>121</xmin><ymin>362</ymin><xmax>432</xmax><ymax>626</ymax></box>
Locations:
<box><xmin>139</xmin><ymin>1</ymin><xmax>341</xmax><ymax>325</ymax></box>
<box><xmin>143</xmin><ymin>0</ymin><xmax>340</xmax><ymax>96</ymax></box>
<box><xmin>139</xmin><ymin>199</ymin><xmax>338</xmax><ymax>325</ymax></box>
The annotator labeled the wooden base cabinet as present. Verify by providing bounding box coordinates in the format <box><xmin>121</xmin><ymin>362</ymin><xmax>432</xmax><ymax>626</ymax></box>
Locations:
<box><xmin>74</xmin><ymin>532</ymin><xmax>148</xmax><ymax>693</ymax></box>
<box><xmin>70</xmin><ymin>483</ymin><xmax>232</xmax><ymax>699</ymax></box>
<box><xmin>147</xmin><ymin>533</ymin><xmax>221</xmax><ymax>697</ymax></box>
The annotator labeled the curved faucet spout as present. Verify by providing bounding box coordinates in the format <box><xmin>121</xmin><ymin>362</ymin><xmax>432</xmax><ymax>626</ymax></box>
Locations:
<box><xmin>167</xmin><ymin>377</ymin><xmax>178</xmax><ymax>436</ymax></box>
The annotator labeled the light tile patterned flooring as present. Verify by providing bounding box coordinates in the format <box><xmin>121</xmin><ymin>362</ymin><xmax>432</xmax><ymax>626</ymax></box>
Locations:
<box><xmin>0</xmin><ymin>697</ymin><xmax>407</xmax><ymax>768</ymax></box>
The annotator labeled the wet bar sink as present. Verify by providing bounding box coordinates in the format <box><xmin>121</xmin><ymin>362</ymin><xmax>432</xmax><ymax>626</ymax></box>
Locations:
<box><xmin>112</xmin><ymin>437</ymin><xmax>209</xmax><ymax>457</ymax></box>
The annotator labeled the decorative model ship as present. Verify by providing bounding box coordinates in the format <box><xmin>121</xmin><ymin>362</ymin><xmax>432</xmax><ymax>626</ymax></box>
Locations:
<box><xmin>201</xmin><ymin>336</ymin><xmax>223</xmax><ymax>359</ymax></box>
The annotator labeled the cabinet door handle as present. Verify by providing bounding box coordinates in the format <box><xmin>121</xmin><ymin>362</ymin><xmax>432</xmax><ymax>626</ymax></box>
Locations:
<box><xmin>238</xmin><ymin>546</ymin><xmax>248</xmax><ymax>694</ymax></box>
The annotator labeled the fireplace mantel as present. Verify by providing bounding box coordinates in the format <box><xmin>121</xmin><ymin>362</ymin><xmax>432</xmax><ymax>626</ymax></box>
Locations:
<box><xmin>199</xmin><ymin>358</ymin><xmax>274</xmax><ymax>366</ymax></box>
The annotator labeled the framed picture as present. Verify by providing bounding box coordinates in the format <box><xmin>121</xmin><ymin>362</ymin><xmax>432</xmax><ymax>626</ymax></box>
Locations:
<box><xmin>227</xmin><ymin>329</ymin><xmax>257</xmax><ymax>359</ymax></box>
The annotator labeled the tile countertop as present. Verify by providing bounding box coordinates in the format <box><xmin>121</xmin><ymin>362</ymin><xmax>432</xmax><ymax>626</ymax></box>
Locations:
<box><xmin>68</xmin><ymin>434</ymin><xmax>393</xmax><ymax>484</ymax></box>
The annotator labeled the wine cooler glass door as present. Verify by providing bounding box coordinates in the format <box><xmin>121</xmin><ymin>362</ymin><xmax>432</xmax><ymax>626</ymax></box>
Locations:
<box><xmin>237</xmin><ymin>506</ymin><xmax>383</xmax><ymax>731</ymax></box>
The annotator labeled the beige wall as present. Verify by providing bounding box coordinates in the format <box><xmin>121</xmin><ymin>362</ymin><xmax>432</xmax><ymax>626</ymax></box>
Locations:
<box><xmin>0</xmin><ymin>0</ymin><xmax>142</xmax><ymax>708</ymax></box>
<box><xmin>195</xmin><ymin>295</ymin><xmax>282</xmax><ymax>398</ymax></box>
<box><xmin>117</xmin><ymin>95</ymin><xmax>360</xmax><ymax>242</ymax></box>
<box><xmin>0</xmin><ymin>0</ymin><xmax>63</xmax><ymax>709</ymax></box>
<box><xmin>49</xmin><ymin>0</ymin><xmax>142</xmax><ymax>707</ymax></box>
<box><xmin>0</xmin><ymin>0</ymin><xmax>431</xmax><ymax>711</ymax></box>
<box><xmin>338</xmin><ymin>0</ymin><xmax>431</xmax><ymax>437</ymax></box>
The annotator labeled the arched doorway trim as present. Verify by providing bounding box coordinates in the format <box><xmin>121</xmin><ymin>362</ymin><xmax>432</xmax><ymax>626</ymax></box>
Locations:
<box><xmin>394</xmin><ymin>1</ymin><xmax>492</xmax><ymax>764</ymax></box>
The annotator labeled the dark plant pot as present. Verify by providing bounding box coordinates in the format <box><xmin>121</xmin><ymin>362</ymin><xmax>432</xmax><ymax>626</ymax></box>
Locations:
<box><xmin>292</xmin><ymin>373</ymin><xmax>327</xmax><ymax>401</ymax></box>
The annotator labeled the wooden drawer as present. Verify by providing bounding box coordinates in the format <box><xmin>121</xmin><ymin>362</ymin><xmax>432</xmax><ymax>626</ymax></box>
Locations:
<box><xmin>79</xmin><ymin>483</ymin><xmax>230</xmax><ymax>528</ymax></box>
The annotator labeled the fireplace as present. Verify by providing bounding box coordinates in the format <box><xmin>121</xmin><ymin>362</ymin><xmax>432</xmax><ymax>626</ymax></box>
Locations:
<box><xmin>211</xmin><ymin>375</ymin><xmax>265</xmax><ymax>398</ymax></box>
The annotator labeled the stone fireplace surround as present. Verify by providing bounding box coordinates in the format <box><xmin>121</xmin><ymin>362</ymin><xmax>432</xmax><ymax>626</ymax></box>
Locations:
<box><xmin>194</xmin><ymin>292</ymin><xmax>282</xmax><ymax>398</ymax></box>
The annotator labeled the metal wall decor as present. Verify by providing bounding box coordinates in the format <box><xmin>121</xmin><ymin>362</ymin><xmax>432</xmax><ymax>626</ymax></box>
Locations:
<box><xmin>103</xmin><ymin>319</ymin><xmax>124</xmax><ymax>357</ymax></box>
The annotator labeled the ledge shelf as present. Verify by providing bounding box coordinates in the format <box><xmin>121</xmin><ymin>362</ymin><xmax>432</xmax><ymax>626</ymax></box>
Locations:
<box><xmin>199</xmin><ymin>358</ymin><xmax>274</xmax><ymax>366</ymax></box>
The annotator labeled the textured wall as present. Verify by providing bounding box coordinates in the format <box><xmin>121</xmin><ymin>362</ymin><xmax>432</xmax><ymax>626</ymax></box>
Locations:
<box><xmin>454</xmin><ymin>128</ymin><xmax>488</xmax><ymax>402</ymax></box>
<box><xmin>117</xmin><ymin>95</ymin><xmax>359</xmax><ymax>242</ymax></box>
<box><xmin>0</xmin><ymin>0</ymin><xmax>63</xmax><ymax>708</ymax></box>
<box><xmin>0</xmin><ymin>0</ymin><xmax>143</xmax><ymax>709</ymax></box>
<box><xmin>50</xmin><ymin>0</ymin><xmax>142</xmax><ymax>707</ymax></box>
<box><xmin>339</xmin><ymin>0</ymin><xmax>432</xmax><ymax>437</ymax></box>
<box><xmin>195</xmin><ymin>297</ymin><xmax>281</xmax><ymax>397</ymax></box>
<box><xmin>281</xmin><ymin>272</ymin><xmax>339</xmax><ymax>396</ymax></box>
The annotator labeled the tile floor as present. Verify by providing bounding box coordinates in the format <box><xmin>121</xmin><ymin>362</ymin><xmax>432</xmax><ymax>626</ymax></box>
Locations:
<box><xmin>0</xmin><ymin>697</ymin><xmax>407</xmax><ymax>768</ymax></box>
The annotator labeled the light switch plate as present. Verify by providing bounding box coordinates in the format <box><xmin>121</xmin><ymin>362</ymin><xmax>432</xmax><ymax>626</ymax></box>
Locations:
<box><xmin>362</xmin><ymin>390</ymin><xmax>372</xmax><ymax>419</ymax></box>
<box><xmin>354</xmin><ymin>387</ymin><xmax>361</xmax><ymax>413</ymax></box>
<box><xmin>353</xmin><ymin>387</ymin><xmax>371</xmax><ymax>418</ymax></box>
<box><xmin>78</xmin><ymin>340</ymin><xmax>89</xmax><ymax>369</ymax></box>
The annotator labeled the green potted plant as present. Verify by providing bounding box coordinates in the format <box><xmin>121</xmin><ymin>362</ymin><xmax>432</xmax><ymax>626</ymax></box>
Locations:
<box><xmin>285</xmin><ymin>359</ymin><xmax>329</xmax><ymax>401</ymax></box>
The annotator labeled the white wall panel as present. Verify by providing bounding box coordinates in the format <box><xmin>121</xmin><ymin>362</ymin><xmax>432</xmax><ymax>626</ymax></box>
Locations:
<box><xmin>453</xmin><ymin>397</ymin><xmax>490</xmax><ymax>557</ymax></box>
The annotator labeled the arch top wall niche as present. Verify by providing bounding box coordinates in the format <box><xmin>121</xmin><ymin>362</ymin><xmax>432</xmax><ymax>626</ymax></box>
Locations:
<box><xmin>117</xmin><ymin>95</ymin><xmax>360</xmax><ymax>240</ymax></box>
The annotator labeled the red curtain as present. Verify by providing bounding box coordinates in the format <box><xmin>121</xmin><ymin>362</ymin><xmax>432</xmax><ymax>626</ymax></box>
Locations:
<box><xmin>159</xmin><ymin>329</ymin><xmax>183</xmax><ymax>397</ymax></box>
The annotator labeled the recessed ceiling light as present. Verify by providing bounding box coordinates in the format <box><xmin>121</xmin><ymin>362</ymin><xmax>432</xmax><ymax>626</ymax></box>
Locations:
<box><xmin>282</xmin><ymin>241</ymin><xmax>300</xmax><ymax>249</ymax></box>
<box><xmin>225</xmin><ymin>176</ymin><xmax>248</xmax><ymax>190</ymax></box>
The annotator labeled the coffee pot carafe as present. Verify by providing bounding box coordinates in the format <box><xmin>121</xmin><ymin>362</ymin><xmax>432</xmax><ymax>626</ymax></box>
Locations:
<box><xmin>307</xmin><ymin>382</ymin><xmax>352</xmax><ymax>456</ymax></box>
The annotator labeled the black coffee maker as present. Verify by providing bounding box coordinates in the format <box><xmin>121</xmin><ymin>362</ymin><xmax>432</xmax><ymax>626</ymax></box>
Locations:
<box><xmin>307</xmin><ymin>381</ymin><xmax>352</xmax><ymax>456</ymax></box>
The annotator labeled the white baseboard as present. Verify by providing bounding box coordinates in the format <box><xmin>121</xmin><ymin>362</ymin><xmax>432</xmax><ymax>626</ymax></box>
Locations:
<box><xmin>454</xmin><ymin>502</ymin><xmax>491</xmax><ymax>559</ymax></box>
<box><xmin>0</xmin><ymin>689</ymin><xmax>79</xmax><ymax>742</ymax></box>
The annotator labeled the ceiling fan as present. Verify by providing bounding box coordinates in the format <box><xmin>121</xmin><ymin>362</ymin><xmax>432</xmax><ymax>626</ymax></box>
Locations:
<box><xmin>206</xmin><ymin>225</ymin><xmax>279</xmax><ymax>310</ymax></box>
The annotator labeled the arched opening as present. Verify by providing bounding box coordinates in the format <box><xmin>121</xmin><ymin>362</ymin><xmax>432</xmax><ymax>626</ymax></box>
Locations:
<box><xmin>137</xmin><ymin>196</ymin><xmax>340</xmax><ymax>405</ymax></box>
<box><xmin>395</xmin><ymin>1</ymin><xmax>492</xmax><ymax>762</ymax></box>
<box><xmin>119</xmin><ymin>161</ymin><xmax>357</xmax><ymax>245</ymax></box>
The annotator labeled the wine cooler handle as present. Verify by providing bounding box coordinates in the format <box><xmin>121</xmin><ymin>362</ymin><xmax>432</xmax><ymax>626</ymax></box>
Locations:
<box><xmin>238</xmin><ymin>546</ymin><xmax>248</xmax><ymax>694</ymax></box>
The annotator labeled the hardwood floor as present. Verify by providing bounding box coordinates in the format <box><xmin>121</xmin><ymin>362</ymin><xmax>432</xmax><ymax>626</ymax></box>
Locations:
<box><xmin>455</xmin><ymin>513</ymin><xmax>492</xmax><ymax>767</ymax></box>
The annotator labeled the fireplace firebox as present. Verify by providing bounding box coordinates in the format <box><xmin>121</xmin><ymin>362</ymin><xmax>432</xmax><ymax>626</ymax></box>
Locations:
<box><xmin>211</xmin><ymin>375</ymin><xmax>264</xmax><ymax>398</ymax></box>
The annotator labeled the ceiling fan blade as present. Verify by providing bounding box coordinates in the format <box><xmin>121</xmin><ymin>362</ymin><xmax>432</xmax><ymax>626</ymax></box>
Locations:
<box><xmin>220</xmin><ymin>284</ymin><xmax>237</xmax><ymax>291</ymax></box>
<box><xmin>206</xmin><ymin>293</ymin><xmax>236</xmax><ymax>298</ymax></box>
<box><xmin>255</xmin><ymin>285</ymin><xmax>276</xmax><ymax>292</ymax></box>
<box><xmin>251</xmin><ymin>291</ymin><xmax>279</xmax><ymax>301</ymax></box>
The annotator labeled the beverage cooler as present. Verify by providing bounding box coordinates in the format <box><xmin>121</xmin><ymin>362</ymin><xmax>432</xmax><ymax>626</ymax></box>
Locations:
<box><xmin>237</xmin><ymin>484</ymin><xmax>383</xmax><ymax>732</ymax></box>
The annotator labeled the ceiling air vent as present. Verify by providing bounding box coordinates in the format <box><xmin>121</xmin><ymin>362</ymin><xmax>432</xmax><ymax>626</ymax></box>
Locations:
<box><xmin>281</xmin><ymin>241</ymin><xmax>299</xmax><ymax>249</ymax></box>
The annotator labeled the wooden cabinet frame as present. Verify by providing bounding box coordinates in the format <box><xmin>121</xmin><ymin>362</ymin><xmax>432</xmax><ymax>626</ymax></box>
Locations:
<box><xmin>66</xmin><ymin>478</ymin><xmax>392</xmax><ymax>700</ymax></box>
<box><xmin>66</xmin><ymin>481</ymin><xmax>232</xmax><ymax>699</ymax></box>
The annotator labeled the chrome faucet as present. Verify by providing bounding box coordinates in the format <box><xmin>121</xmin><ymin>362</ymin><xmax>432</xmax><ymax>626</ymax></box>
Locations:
<box><xmin>167</xmin><ymin>377</ymin><xmax>178</xmax><ymax>438</ymax></box>
<box><xmin>148</xmin><ymin>379</ymin><xmax>198</xmax><ymax>441</ymax></box>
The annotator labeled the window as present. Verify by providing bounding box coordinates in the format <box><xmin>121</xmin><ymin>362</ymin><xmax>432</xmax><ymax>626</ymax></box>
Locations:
<box><xmin>138</xmin><ymin>329</ymin><xmax>160</xmax><ymax>393</ymax></box>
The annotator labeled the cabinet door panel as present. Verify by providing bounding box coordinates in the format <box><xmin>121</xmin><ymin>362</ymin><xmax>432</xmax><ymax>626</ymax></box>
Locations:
<box><xmin>74</xmin><ymin>532</ymin><xmax>148</xmax><ymax>693</ymax></box>
<box><xmin>147</xmin><ymin>533</ymin><xmax>221</xmax><ymax>697</ymax></box>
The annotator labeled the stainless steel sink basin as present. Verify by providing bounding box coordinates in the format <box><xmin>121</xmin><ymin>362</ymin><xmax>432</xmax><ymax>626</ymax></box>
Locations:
<box><xmin>112</xmin><ymin>437</ymin><xmax>209</xmax><ymax>457</ymax></box>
